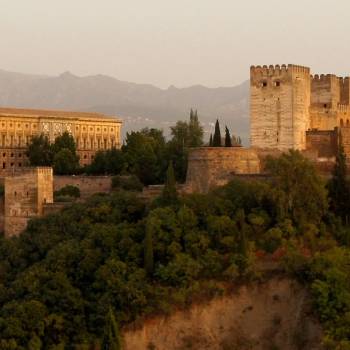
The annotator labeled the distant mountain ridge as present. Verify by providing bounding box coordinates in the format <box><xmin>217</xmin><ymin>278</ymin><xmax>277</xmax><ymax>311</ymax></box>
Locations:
<box><xmin>0</xmin><ymin>69</ymin><xmax>249</xmax><ymax>141</ymax></box>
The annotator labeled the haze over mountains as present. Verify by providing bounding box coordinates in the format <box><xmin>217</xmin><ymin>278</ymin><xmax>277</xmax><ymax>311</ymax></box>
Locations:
<box><xmin>0</xmin><ymin>69</ymin><xmax>249</xmax><ymax>142</ymax></box>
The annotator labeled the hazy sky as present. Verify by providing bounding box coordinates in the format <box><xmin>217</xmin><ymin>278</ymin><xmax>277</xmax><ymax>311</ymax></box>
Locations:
<box><xmin>1</xmin><ymin>0</ymin><xmax>349</xmax><ymax>88</ymax></box>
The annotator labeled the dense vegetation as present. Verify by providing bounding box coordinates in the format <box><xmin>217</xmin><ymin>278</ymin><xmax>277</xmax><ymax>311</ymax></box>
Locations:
<box><xmin>4</xmin><ymin>143</ymin><xmax>350</xmax><ymax>348</ymax></box>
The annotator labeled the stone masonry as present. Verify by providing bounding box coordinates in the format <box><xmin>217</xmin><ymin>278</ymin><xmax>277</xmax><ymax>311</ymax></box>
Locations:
<box><xmin>4</xmin><ymin>167</ymin><xmax>53</xmax><ymax>237</ymax></box>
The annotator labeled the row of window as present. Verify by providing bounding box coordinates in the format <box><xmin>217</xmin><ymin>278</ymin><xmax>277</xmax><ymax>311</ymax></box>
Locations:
<box><xmin>2</xmin><ymin>162</ymin><xmax>23</xmax><ymax>169</ymax></box>
<box><xmin>0</xmin><ymin>122</ymin><xmax>118</xmax><ymax>133</ymax></box>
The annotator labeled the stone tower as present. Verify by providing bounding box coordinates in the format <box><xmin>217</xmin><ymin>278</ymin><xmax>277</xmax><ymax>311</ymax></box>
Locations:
<box><xmin>250</xmin><ymin>64</ymin><xmax>311</xmax><ymax>151</ymax></box>
<box><xmin>4</xmin><ymin>167</ymin><xmax>53</xmax><ymax>237</ymax></box>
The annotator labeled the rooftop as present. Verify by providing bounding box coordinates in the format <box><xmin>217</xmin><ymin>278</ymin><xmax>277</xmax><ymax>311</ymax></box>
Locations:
<box><xmin>0</xmin><ymin>107</ymin><xmax>122</xmax><ymax>123</ymax></box>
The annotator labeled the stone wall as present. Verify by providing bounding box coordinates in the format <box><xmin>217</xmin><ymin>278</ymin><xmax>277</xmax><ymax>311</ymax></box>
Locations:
<box><xmin>340</xmin><ymin>127</ymin><xmax>350</xmax><ymax>165</ymax></box>
<box><xmin>185</xmin><ymin>147</ymin><xmax>261</xmax><ymax>193</ymax></box>
<box><xmin>306</xmin><ymin>129</ymin><xmax>338</xmax><ymax>158</ymax></box>
<box><xmin>54</xmin><ymin>175</ymin><xmax>112</xmax><ymax>198</ymax></box>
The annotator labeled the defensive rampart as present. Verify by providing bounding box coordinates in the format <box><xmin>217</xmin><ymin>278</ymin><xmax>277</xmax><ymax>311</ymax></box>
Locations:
<box><xmin>185</xmin><ymin>147</ymin><xmax>261</xmax><ymax>193</ymax></box>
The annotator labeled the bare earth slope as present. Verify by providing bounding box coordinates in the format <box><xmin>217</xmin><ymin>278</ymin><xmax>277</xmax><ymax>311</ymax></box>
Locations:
<box><xmin>123</xmin><ymin>277</ymin><xmax>322</xmax><ymax>350</ymax></box>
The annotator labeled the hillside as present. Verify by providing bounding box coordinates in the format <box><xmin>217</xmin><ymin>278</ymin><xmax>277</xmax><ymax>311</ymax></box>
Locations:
<box><xmin>0</xmin><ymin>69</ymin><xmax>249</xmax><ymax>141</ymax></box>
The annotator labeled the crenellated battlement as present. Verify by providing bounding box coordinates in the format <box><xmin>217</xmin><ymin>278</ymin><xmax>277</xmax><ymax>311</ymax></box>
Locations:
<box><xmin>311</xmin><ymin>74</ymin><xmax>339</xmax><ymax>83</ymax></box>
<box><xmin>250</xmin><ymin>64</ymin><xmax>310</xmax><ymax>77</ymax></box>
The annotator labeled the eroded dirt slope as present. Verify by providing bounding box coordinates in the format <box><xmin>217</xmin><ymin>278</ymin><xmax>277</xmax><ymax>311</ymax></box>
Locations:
<box><xmin>123</xmin><ymin>277</ymin><xmax>322</xmax><ymax>350</ymax></box>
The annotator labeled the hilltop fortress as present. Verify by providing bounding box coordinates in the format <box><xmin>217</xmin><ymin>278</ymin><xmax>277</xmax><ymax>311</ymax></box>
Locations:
<box><xmin>185</xmin><ymin>64</ymin><xmax>350</xmax><ymax>192</ymax></box>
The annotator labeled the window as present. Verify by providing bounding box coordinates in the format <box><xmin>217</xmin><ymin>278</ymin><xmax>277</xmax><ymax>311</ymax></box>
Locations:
<box><xmin>324</xmin><ymin>104</ymin><xmax>327</xmax><ymax>108</ymax></box>
<box><xmin>14</xmin><ymin>191</ymin><xmax>17</xmax><ymax>197</ymax></box>
<box><xmin>2</xmin><ymin>153</ymin><xmax>5</xmax><ymax>157</ymax></box>
<box><xmin>262</xmin><ymin>81</ymin><xmax>267</xmax><ymax>87</ymax></box>
<box><xmin>18</xmin><ymin>163</ymin><xmax>22</xmax><ymax>167</ymax></box>
<box><xmin>2</xmin><ymin>163</ymin><xmax>5</xmax><ymax>169</ymax></box>
<box><xmin>341</xmin><ymin>119</ymin><xmax>344</xmax><ymax>126</ymax></box>
<box><xmin>10</xmin><ymin>153</ymin><xmax>14</xmax><ymax>158</ymax></box>
<box><xmin>275</xmin><ymin>81</ymin><xmax>281</xmax><ymax>87</ymax></box>
<box><xmin>10</xmin><ymin>163</ymin><xmax>14</xmax><ymax>167</ymax></box>
<box><xmin>18</xmin><ymin>153</ymin><xmax>22</xmax><ymax>158</ymax></box>
<box><xmin>84</xmin><ymin>155</ymin><xmax>87</xmax><ymax>159</ymax></box>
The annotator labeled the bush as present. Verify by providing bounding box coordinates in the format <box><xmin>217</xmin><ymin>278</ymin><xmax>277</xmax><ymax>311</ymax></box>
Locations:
<box><xmin>54</xmin><ymin>185</ymin><xmax>81</xmax><ymax>199</ymax></box>
<box><xmin>111</xmin><ymin>175</ymin><xmax>143</xmax><ymax>192</ymax></box>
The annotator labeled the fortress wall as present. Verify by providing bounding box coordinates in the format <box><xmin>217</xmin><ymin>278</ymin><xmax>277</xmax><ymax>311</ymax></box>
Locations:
<box><xmin>53</xmin><ymin>175</ymin><xmax>112</xmax><ymax>198</ymax></box>
<box><xmin>339</xmin><ymin>77</ymin><xmax>350</xmax><ymax>105</ymax></box>
<box><xmin>340</xmin><ymin>127</ymin><xmax>350</xmax><ymax>164</ymax></box>
<box><xmin>185</xmin><ymin>147</ymin><xmax>261</xmax><ymax>193</ymax></box>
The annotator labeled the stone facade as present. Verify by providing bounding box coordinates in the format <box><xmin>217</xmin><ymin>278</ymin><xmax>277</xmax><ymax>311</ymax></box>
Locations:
<box><xmin>0</xmin><ymin>107</ymin><xmax>122</xmax><ymax>173</ymax></box>
<box><xmin>4</xmin><ymin>167</ymin><xmax>53</xmax><ymax>237</ymax></box>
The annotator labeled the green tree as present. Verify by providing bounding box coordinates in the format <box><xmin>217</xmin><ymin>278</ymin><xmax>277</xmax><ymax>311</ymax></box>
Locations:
<box><xmin>53</xmin><ymin>148</ymin><xmax>79</xmax><ymax>175</ymax></box>
<box><xmin>144</xmin><ymin>217</ymin><xmax>155</xmax><ymax>275</ymax></box>
<box><xmin>52</xmin><ymin>131</ymin><xmax>77</xmax><ymax>155</ymax></box>
<box><xmin>188</xmin><ymin>109</ymin><xmax>204</xmax><ymax>147</ymax></box>
<box><xmin>101</xmin><ymin>307</ymin><xmax>122</xmax><ymax>350</ymax></box>
<box><xmin>209</xmin><ymin>134</ymin><xmax>213</xmax><ymax>147</ymax></box>
<box><xmin>224</xmin><ymin>126</ymin><xmax>232</xmax><ymax>147</ymax></box>
<box><xmin>122</xmin><ymin>131</ymin><xmax>158</xmax><ymax>185</ymax></box>
<box><xmin>162</xmin><ymin>162</ymin><xmax>178</xmax><ymax>206</ymax></box>
<box><xmin>328</xmin><ymin>137</ymin><xmax>350</xmax><ymax>223</ymax></box>
<box><xmin>26</xmin><ymin>134</ymin><xmax>53</xmax><ymax>166</ymax></box>
<box><xmin>265</xmin><ymin>150</ymin><xmax>328</xmax><ymax>225</ymax></box>
<box><xmin>213</xmin><ymin>119</ymin><xmax>221</xmax><ymax>147</ymax></box>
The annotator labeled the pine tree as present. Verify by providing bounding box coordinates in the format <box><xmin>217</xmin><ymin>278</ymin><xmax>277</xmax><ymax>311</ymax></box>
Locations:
<box><xmin>144</xmin><ymin>219</ymin><xmax>154</xmax><ymax>275</ymax></box>
<box><xmin>209</xmin><ymin>134</ymin><xmax>213</xmax><ymax>147</ymax></box>
<box><xmin>225</xmin><ymin>126</ymin><xmax>232</xmax><ymax>147</ymax></box>
<box><xmin>328</xmin><ymin>135</ymin><xmax>350</xmax><ymax>222</ymax></box>
<box><xmin>237</xmin><ymin>136</ymin><xmax>242</xmax><ymax>145</ymax></box>
<box><xmin>213</xmin><ymin>119</ymin><xmax>221</xmax><ymax>147</ymax></box>
<box><xmin>162</xmin><ymin>161</ymin><xmax>178</xmax><ymax>205</ymax></box>
<box><xmin>101</xmin><ymin>307</ymin><xmax>122</xmax><ymax>350</ymax></box>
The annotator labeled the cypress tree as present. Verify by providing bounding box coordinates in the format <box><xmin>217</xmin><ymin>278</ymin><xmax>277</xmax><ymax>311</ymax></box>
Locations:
<box><xmin>213</xmin><ymin>119</ymin><xmax>221</xmax><ymax>147</ymax></box>
<box><xmin>101</xmin><ymin>307</ymin><xmax>122</xmax><ymax>350</ymax></box>
<box><xmin>209</xmin><ymin>134</ymin><xmax>213</xmax><ymax>147</ymax></box>
<box><xmin>225</xmin><ymin>126</ymin><xmax>232</xmax><ymax>147</ymax></box>
<box><xmin>162</xmin><ymin>161</ymin><xmax>178</xmax><ymax>205</ymax></box>
<box><xmin>144</xmin><ymin>219</ymin><xmax>154</xmax><ymax>275</ymax></box>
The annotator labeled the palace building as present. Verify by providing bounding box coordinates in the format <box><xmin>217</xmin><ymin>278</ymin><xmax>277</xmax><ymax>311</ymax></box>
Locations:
<box><xmin>0</xmin><ymin>107</ymin><xmax>122</xmax><ymax>173</ymax></box>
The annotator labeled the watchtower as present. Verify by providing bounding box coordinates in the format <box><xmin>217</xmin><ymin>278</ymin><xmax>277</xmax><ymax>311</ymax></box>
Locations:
<box><xmin>250</xmin><ymin>64</ymin><xmax>311</xmax><ymax>151</ymax></box>
<box><xmin>4</xmin><ymin>167</ymin><xmax>53</xmax><ymax>237</ymax></box>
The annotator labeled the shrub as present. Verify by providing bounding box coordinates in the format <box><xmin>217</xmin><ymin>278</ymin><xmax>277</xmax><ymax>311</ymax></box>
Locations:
<box><xmin>54</xmin><ymin>185</ymin><xmax>81</xmax><ymax>199</ymax></box>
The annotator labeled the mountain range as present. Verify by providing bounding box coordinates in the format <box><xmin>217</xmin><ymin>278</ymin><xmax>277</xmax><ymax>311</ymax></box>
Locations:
<box><xmin>0</xmin><ymin>69</ymin><xmax>249</xmax><ymax>142</ymax></box>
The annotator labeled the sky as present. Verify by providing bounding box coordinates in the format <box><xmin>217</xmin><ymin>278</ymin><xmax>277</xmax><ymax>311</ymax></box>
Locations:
<box><xmin>0</xmin><ymin>0</ymin><xmax>349</xmax><ymax>88</ymax></box>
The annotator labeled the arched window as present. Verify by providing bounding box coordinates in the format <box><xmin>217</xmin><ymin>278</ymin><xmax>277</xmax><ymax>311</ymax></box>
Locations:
<box><xmin>340</xmin><ymin>119</ymin><xmax>344</xmax><ymax>126</ymax></box>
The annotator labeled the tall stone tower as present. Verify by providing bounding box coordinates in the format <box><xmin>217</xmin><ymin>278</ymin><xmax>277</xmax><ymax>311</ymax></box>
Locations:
<box><xmin>4</xmin><ymin>167</ymin><xmax>53</xmax><ymax>237</ymax></box>
<box><xmin>250</xmin><ymin>64</ymin><xmax>311</xmax><ymax>151</ymax></box>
